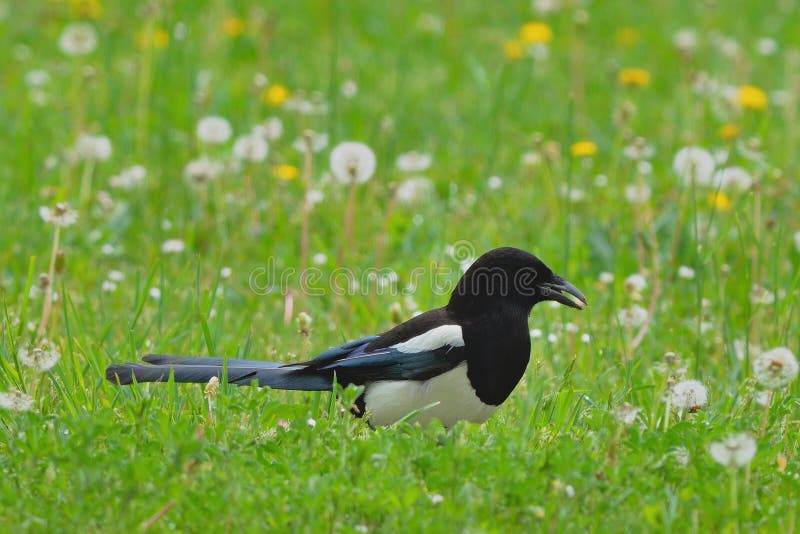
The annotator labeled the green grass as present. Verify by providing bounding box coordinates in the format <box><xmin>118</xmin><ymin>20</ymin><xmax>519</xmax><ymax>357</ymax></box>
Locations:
<box><xmin>1</xmin><ymin>0</ymin><xmax>799</xmax><ymax>531</ymax></box>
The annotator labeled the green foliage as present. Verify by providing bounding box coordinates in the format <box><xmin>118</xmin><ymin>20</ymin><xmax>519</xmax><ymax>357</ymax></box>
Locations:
<box><xmin>1</xmin><ymin>0</ymin><xmax>799</xmax><ymax>531</ymax></box>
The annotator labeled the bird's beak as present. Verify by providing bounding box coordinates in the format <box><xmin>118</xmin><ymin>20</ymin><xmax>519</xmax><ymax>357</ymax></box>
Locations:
<box><xmin>540</xmin><ymin>275</ymin><xmax>587</xmax><ymax>310</ymax></box>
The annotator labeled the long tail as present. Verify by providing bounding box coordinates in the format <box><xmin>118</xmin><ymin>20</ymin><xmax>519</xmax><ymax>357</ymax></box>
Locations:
<box><xmin>105</xmin><ymin>354</ymin><xmax>332</xmax><ymax>391</ymax></box>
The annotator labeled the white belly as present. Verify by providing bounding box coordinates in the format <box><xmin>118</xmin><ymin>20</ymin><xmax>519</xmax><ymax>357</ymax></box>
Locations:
<box><xmin>363</xmin><ymin>362</ymin><xmax>498</xmax><ymax>427</ymax></box>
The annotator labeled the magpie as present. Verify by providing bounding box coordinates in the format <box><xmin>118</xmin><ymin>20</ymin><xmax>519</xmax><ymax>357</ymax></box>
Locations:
<box><xmin>106</xmin><ymin>247</ymin><xmax>587</xmax><ymax>427</ymax></box>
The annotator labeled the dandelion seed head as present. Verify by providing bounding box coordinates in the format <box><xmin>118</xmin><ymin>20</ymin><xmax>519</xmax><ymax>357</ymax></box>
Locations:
<box><xmin>615</xmin><ymin>402</ymin><xmax>641</xmax><ymax>426</ymax></box>
<box><xmin>341</xmin><ymin>79</ymin><xmax>358</xmax><ymax>98</ymax></box>
<box><xmin>709</xmin><ymin>433</ymin><xmax>756</xmax><ymax>467</ymax></box>
<box><xmin>148</xmin><ymin>287</ymin><xmax>161</xmax><ymax>300</ymax></box>
<box><xmin>196</xmin><ymin>115</ymin><xmax>232</xmax><ymax>144</ymax></box>
<box><xmin>624</xmin><ymin>183</ymin><xmax>651</xmax><ymax>204</ymax></box>
<box><xmin>428</xmin><ymin>493</ymin><xmax>444</xmax><ymax>505</ymax></box>
<box><xmin>306</xmin><ymin>417</ymin><xmax>317</xmax><ymax>428</ymax></box>
<box><xmin>673</xmin><ymin>146</ymin><xmax>715</xmax><ymax>186</ymax></box>
<box><xmin>712</xmin><ymin>166</ymin><xmax>752</xmax><ymax>191</ymax></box>
<box><xmin>330</xmin><ymin>142</ymin><xmax>376</xmax><ymax>184</ymax></box>
<box><xmin>184</xmin><ymin>157</ymin><xmax>224</xmax><ymax>186</ymax></box>
<box><xmin>669</xmin><ymin>379</ymin><xmax>708</xmax><ymax>411</ymax></box>
<box><xmin>102</xmin><ymin>280</ymin><xmax>117</xmax><ymax>292</ymax></box>
<box><xmin>233</xmin><ymin>134</ymin><xmax>269</xmax><ymax>162</ymax></box>
<box><xmin>624</xmin><ymin>273</ymin><xmax>647</xmax><ymax>294</ymax></box>
<box><xmin>617</xmin><ymin>304</ymin><xmax>648</xmax><ymax>328</ymax></box>
<box><xmin>598</xmin><ymin>272</ymin><xmax>614</xmax><ymax>284</ymax></box>
<box><xmin>109</xmin><ymin>165</ymin><xmax>146</xmax><ymax>190</ymax></box>
<box><xmin>677</xmin><ymin>266</ymin><xmax>696</xmax><ymax>280</ymax></box>
<box><xmin>18</xmin><ymin>344</ymin><xmax>60</xmax><ymax>372</ymax></box>
<box><xmin>673</xmin><ymin>28</ymin><xmax>697</xmax><ymax>52</ymax></box>
<box><xmin>753</xmin><ymin>347</ymin><xmax>798</xmax><ymax>389</ymax></box>
<box><xmin>59</xmin><ymin>22</ymin><xmax>97</xmax><ymax>56</ymax></box>
<box><xmin>749</xmin><ymin>284</ymin><xmax>775</xmax><ymax>305</ymax></box>
<box><xmin>73</xmin><ymin>133</ymin><xmax>112</xmax><ymax>161</ymax></box>
<box><xmin>40</xmin><ymin>202</ymin><xmax>78</xmax><ymax>228</ymax></box>
<box><xmin>293</xmin><ymin>132</ymin><xmax>329</xmax><ymax>153</ymax></box>
<box><xmin>487</xmin><ymin>175</ymin><xmax>503</xmax><ymax>190</ymax></box>
<box><xmin>253</xmin><ymin>117</ymin><xmax>283</xmax><ymax>141</ymax></box>
<box><xmin>396</xmin><ymin>151</ymin><xmax>432</xmax><ymax>173</ymax></box>
<box><xmin>161</xmin><ymin>239</ymin><xmax>186</xmax><ymax>254</ymax></box>
<box><xmin>395</xmin><ymin>176</ymin><xmax>433</xmax><ymax>205</ymax></box>
<box><xmin>0</xmin><ymin>390</ymin><xmax>34</xmax><ymax>412</ymax></box>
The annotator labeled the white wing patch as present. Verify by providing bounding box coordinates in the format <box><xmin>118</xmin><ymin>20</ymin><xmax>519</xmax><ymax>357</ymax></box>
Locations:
<box><xmin>364</xmin><ymin>363</ymin><xmax>498</xmax><ymax>428</ymax></box>
<box><xmin>390</xmin><ymin>324</ymin><xmax>464</xmax><ymax>354</ymax></box>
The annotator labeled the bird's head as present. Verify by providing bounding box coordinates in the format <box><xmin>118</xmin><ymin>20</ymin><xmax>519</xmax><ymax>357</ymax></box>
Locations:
<box><xmin>447</xmin><ymin>247</ymin><xmax>587</xmax><ymax>316</ymax></box>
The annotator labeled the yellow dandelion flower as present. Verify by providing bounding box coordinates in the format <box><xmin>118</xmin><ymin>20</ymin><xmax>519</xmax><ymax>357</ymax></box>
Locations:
<box><xmin>615</xmin><ymin>27</ymin><xmax>640</xmax><ymax>47</ymax></box>
<box><xmin>618</xmin><ymin>68</ymin><xmax>651</xmax><ymax>87</ymax></box>
<box><xmin>719</xmin><ymin>124</ymin><xmax>740</xmax><ymax>141</ymax></box>
<box><xmin>137</xmin><ymin>27</ymin><xmax>169</xmax><ymax>50</ymax></box>
<box><xmin>70</xmin><ymin>0</ymin><xmax>103</xmax><ymax>19</ymax></box>
<box><xmin>571</xmin><ymin>141</ymin><xmax>598</xmax><ymax>157</ymax></box>
<box><xmin>519</xmin><ymin>22</ymin><xmax>553</xmax><ymax>44</ymax></box>
<box><xmin>503</xmin><ymin>39</ymin><xmax>524</xmax><ymax>60</ymax></box>
<box><xmin>708</xmin><ymin>192</ymin><xmax>732</xmax><ymax>212</ymax></box>
<box><xmin>737</xmin><ymin>85</ymin><xmax>768</xmax><ymax>111</ymax></box>
<box><xmin>222</xmin><ymin>17</ymin><xmax>246</xmax><ymax>38</ymax></box>
<box><xmin>274</xmin><ymin>164</ymin><xmax>299</xmax><ymax>181</ymax></box>
<box><xmin>262</xmin><ymin>84</ymin><xmax>290</xmax><ymax>107</ymax></box>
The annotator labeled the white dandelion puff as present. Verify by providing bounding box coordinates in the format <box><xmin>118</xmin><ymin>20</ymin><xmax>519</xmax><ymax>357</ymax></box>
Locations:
<box><xmin>615</xmin><ymin>403</ymin><xmax>641</xmax><ymax>426</ymax></box>
<box><xmin>752</xmin><ymin>347</ymin><xmax>798</xmax><ymax>389</ymax></box>
<box><xmin>341</xmin><ymin>79</ymin><xmax>358</xmax><ymax>98</ymax></box>
<box><xmin>669</xmin><ymin>379</ymin><xmax>708</xmax><ymax>411</ymax></box>
<box><xmin>101</xmin><ymin>280</ymin><xmax>117</xmax><ymax>292</ymax></box>
<box><xmin>749</xmin><ymin>285</ymin><xmax>775</xmax><ymax>305</ymax></box>
<box><xmin>599</xmin><ymin>272</ymin><xmax>614</xmax><ymax>284</ymax></box>
<box><xmin>709</xmin><ymin>433</ymin><xmax>756</xmax><ymax>467</ymax></box>
<box><xmin>73</xmin><ymin>133</ymin><xmax>112</xmax><ymax>161</ymax></box>
<box><xmin>617</xmin><ymin>304</ymin><xmax>648</xmax><ymax>328</ymax></box>
<box><xmin>624</xmin><ymin>183</ymin><xmax>651</xmax><ymax>204</ymax></box>
<box><xmin>624</xmin><ymin>273</ymin><xmax>647</xmax><ymax>294</ymax></box>
<box><xmin>673</xmin><ymin>28</ymin><xmax>697</xmax><ymax>52</ymax></box>
<box><xmin>0</xmin><ymin>390</ymin><xmax>35</xmax><ymax>412</ymax></box>
<box><xmin>109</xmin><ymin>165</ymin><xmax>146</xmax><ymax>190</ymax></box>
<box><xmin>148</xmin><ymin>287</ymin><xmax>161</xmax><ymax>300</ymax></box>
<box><xmin>677</xmin><ymin>266</ymin><xmax>696</xmax><ymax>280</ymax></box>
<box><xmin>487</xmin><ymin>176</ymin><xmax>503</xmax><ymax>190</ymax></box>
<box><xmin>673</xmin><ymin>146</ymin><xmax>715</xmax><ymax>186</ymax></box>
<box><xmin>161</xmin><ymin>239</ymin><xmax>186</xmax><ymax>253</ymax></box>
<box><xmin>428</xmin><ymin>494</ymin><xmax>444</xmax><ymax>505</ymax></box>
<box><xmin>293</xmin><ymin>132</ymin><xmax>329</xmax><ymax>153</ymax></box>
<box><xmin>395</xmin><ymin>176</ymin><xmax>433</xmax><ymax>205</ymax></box>
<box><xmin>755</xmin><ymin>37</ymin><xmax>778</xmax><ymax>56</ymax></box>
<box><xmin>196</xmin><ymin>116</ymin><xmax>232</xmax><ymax>144</ymax></box>
<box><xmin>396</xmin><ymin>151</ymin><xmax>432</xmax><ymax>173</ymax></box>
<box><xmin>18</xmin><ymin>345</ymin><xmax>60</xmax><ymax>372</ymax></box>
<box><xmin>252</xmin><ymin>117</ymin><xmax>283</xmax><ymax>141</ymax></box>
<box><xmin>232</xmin><ymin>134</ymin><xmax>269</xmax><ymax>162</ymax></box>
<box><xmin>40</xmin><ymin>202</ymin><xmax>78</xmax><ymax>228</ymax></box>
<box><xmin>711</xmin><ymin>166</ymin><xmax>752</xmax><ymax>191</ymax></box>
<box><xmin>330</xmin><ymin>141</ymin><xmax>376</xmax><ymax>184</ymax></box>
<box><xmin>184</xmin><ymin>157</ymin><xmax>225</xmax><ymax>186</ymax></box>
<box><xmin>58</xmin><ymin>22</ymin><xmax>98</xmax><ymax>56</ymax></box>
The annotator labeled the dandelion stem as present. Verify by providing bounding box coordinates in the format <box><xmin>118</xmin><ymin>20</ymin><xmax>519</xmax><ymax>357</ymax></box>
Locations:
<box><xmin>339</xmin><ymin>181</ymin><xmax>357</xmax><ymax>264</ymax></box>
<box><xmin>78</xmin><ymin>159</ymin><xmax>96</xmax><ymax>206</ymax></box>
<box><xmin>758</xmin><ymin>389</ymin><xmax>771</xmax><ymax>437</ymax></box>
<box><xmin>300</xmin><ymin>131</ymin><xmax>314</xmax><ymax>275</ymax></box>
<box><xmin>729</xmin><ymin>468</ymin><xmax>739</xmax><ymax>529</ymax></box>
<box><xmin>37</xmin><ymin>226</ymin><xmax>61</xmax><ymax>338</ymax></box>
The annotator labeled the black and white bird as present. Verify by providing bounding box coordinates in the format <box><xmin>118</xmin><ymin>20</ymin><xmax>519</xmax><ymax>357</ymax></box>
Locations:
<box><xmin>106</xmin><ymin>247</ymin><xmax>586</xmax><ymax>427</ymax></box>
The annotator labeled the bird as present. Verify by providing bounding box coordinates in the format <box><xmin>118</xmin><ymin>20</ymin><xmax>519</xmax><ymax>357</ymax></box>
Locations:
<box><xmin>106</xmin><ymin>247</ymin><xmax>587</xmax><ymax>428</ymax></box>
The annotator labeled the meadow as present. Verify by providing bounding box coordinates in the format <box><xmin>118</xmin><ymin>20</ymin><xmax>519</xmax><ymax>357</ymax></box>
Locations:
<box><xmin>1</xmin><ymin>0</ymin><xmax>799</xmax><ymax>531</ymax></box>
